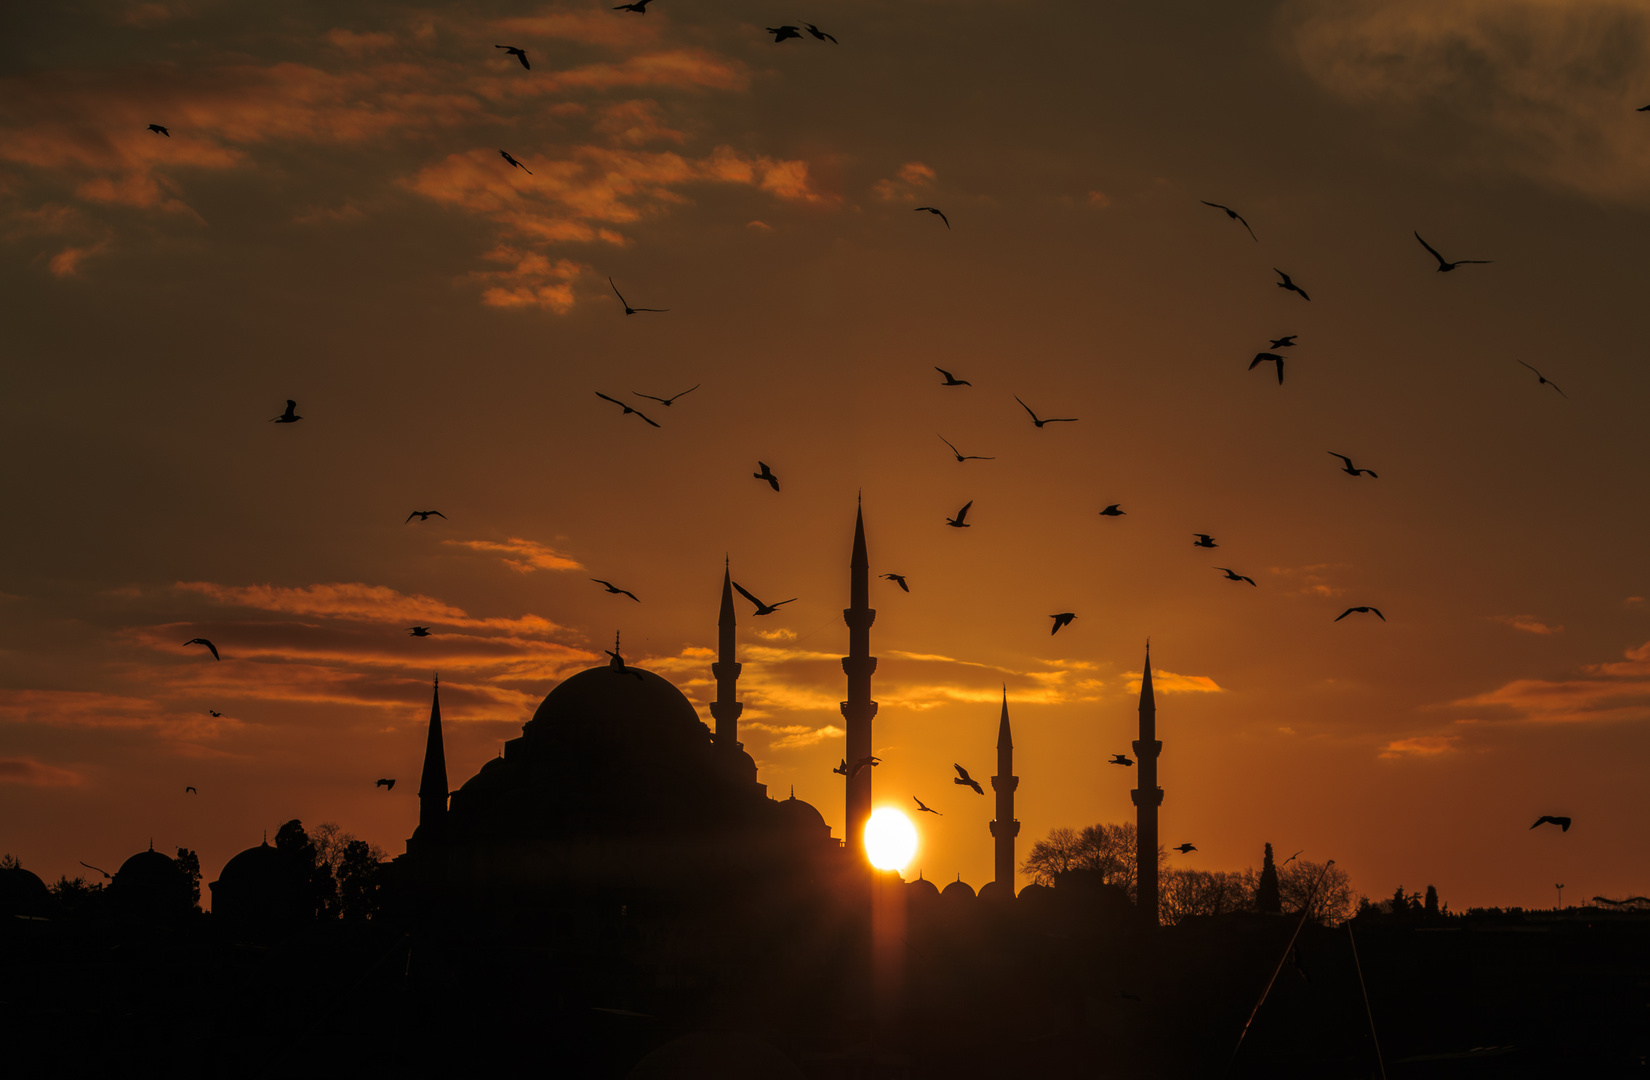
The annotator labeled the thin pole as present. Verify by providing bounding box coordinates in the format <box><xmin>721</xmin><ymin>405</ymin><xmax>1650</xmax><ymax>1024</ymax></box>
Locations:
<box><xmin>1346</xmin><ymin>923</ymin><xmax>1387</xmax><ymax>1080</ymax></box>
<box><xmin>1229</xmin><ymin>859</ymin><xmax>1335</xmax><ymax>1067</ymax></box>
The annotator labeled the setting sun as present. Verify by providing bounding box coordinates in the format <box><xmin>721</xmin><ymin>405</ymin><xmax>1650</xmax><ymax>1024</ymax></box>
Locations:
<box><xmin>864</xmin><ymin>807</ymin><xmax>918</xmax><ymax>872</ymax></box>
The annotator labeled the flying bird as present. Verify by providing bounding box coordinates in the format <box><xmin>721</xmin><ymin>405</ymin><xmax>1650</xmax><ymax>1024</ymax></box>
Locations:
<box><xmin>953</xmin><ymin>764</ymin><xmax>984</xmax><ymax>795</ymax></box>
<box><xmin>1640</xmin><ymin>105</ymin><xmax>1650</xmax><ymax>112</ymax></box>
<box><xmin>595</xmin><ymin>392</ymin><xmax>661</xmax><ymax>427</ymax></box>
<box><xmin>945</xmin><ymin>501</ymin><xmax>973</xmax><ymax>528</ymax></box>
<box><xmin>913</xmin><ymin>796</ymin><xmax>941</xmax><ymax>815</ymax></box>
<box><xmin>849</xmin><ymin>755</ymin><xmax>880</xmax><ymax>779</ymax></box>
<box><xmin>1109</xmin><ymin>754</ymin><xmax>1133</xmax><ymax>766</ymax></box>
<box><xmin>1200</xmin><ymin>201</ymin><xmax>1257</xmax><ymax>241</ymax></box>
<box><xmin>1284</xmin><ymin>849</ymin><xmax>1303</xmax><ymax>864</ymax></box>
<box><xmin>934</xmin><ymin>367</ymin><xmax>971</xmax><ymax>386</ymax></box>
<box><xmin>608</xmin><ymin>276</ymin><xmax>668</xmax><ymax>315</ymax></box>
<box><xmin>147</xmin><ymin>123</ymin><xmax>170</xmax><ymax>136</ymax></box>
<box><xmin>185</xmin><ymin>786</ymin><xmax>197</xmax><ymax>794</ymax></box>
<box><xmin>269</xmin><ymin>400</ymin><xmax>302</xmax><ymax>423</ymax></box>
<box><xmin>405</xmin><ymin>510</ymin><xmax>447</xmax><ymax>522</ymax></box>
<box><xmin>1249</xmin><ymin>353</ymin><xmax>1287</xmax><ymax>386</ymax></box>
<box><xmin>207</xmin><ymin>710</ymin><xmax>221</xmax><ymax>717</ymax></box>
<box><xmin>1517</xmin><ymin>360</ymin><xmax>1568</xmax><ymax>399</ymax></box>
<box><xmin>939</xmin><ymin>435</ymin><xmax>994</xmax><ymax>462</ymax></box>
<box><xmin>1334</xmin><ymin>606</ymin><xmax>1385</xmax><ymax>622</ymax></box>
<box><xmin>495</xmin><ymin>45</ymin><xmax>530</xmax><ymax>69</ymax></box>
<box><xmin>1192</xmin><ymin>533</ymin><xmax>1218</xmax><ymax>548</ymax></box>
<box><xmin>1215</xmin><ymin>567</ymin><xmax>1257</xmax><ymax>586</ymax></box>
<box><xmin>832</xmin><ymin>759</ymin><xmax>849</xmax><ymax>777</ymax></box>
<box><xmin>376</xmin><ymin>778</ymin><xmax>396</xmax><ymax>790</ymax></box>
<box><xmin>1531</xmin><ymin>815</ymin><xmax>1572</xmax><ymax>832</ymax></box>
<box><xmin>79</xmin><ymin>862</ymin><xmax>111</xmax><ymax>879</ymax></box>
<box><xmin>754</xmin><ymin>462</ymin><xmax>780</xmax><ymax>491</ymax></box>
<box><xmin>1329</xmin><ymin>452</ymin><xmax>1378</xmax><ymax>478</ymax></box>
<box><xmin>913</xmin><ymin>206</ymin><xmax>950</xmax><ymax>228</ymax></box>
<box><xmin>1015</xmin><ymin>396</ymin><xmax>1077</xmax><ymax>427</ymax></box>
<box><xmin>766</xmin><ymin>25</ymin><xmax>803</xmax><ymax>41</ymax></box>
<box><xmin>1099</xmin><ymin>504</ymin><xmax>1125</xmax><ymax>517</ymax></box>
<box><xmin>732</xmin><ymin>581</ymin><xmax>796</xmax><ymax>616</ymax></box>
<box><xmin>1269</xmin><ymin>335</ymin><xmax>1298</xmax><ymax>348</ymax></box>
<box><xmin>634</xmin><ymin>384</ymin><xmax>699</xmax><ymax>406</ymax></box>
<box><xmin>407</xmin><ymin>626</ymin><xmax>431</xmax><ymax>637</ymax></box>
<box><xmin>613</xmin><ymin>0</ymin><xmax>654</xmax><ymax>9</ymax></box>
<box><xmin>499</xmin><ymin>150</ymin><xmax>532</xmax><ymax>174</ymax></box>
<box><xmin>803</xmin><ymin>23</ymin><xmax>837</xmax><ymax>42</ymax></box>
<box><xmin>1414</xmin><ymin>231</ymin><xmax>1491</xmax><ymax>273</ymax></box>
<box><xmin>1274</xmin><ymin>269</ymin><xmax>1310</xmax><ymax>301</ymax></box>
<box><xmin>1173</xmin><ymin>843</ymin><xmax>1197</xmax><ymax>854</ymax></box>
<box><xmin>882</xmin><ymin>573</ymin><xmax>909</xmax><ymax>592</ymax></box>
<box><xmin>1050</xmin><ymin>612</ymin><xmax>1077</xmax><ymax>635</ymax></box>
<box><xmin>592</xmin><ymin>579</ymin><xmax>640</xmax><ymax>602</ymax></box>
<box><xmin>185</xmin><ymin>638</ymin><xmax>220</xmax><ymax>660</ymax></box>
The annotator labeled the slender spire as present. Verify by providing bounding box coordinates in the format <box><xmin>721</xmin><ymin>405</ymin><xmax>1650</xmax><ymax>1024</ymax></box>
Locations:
<box><xmin>417</xmin><ymin>676</ymin><xmax>448</xmax><ymax>838</ymax></box>
<box><xmin>996</xmin><ymin>685</ymin><xmax>1013</xmax><ymax>752</ymax></box>
<box><xmin>1132</xmin><ymin>644</ymin><xmax>1162</xmax><ymax>928</ymax></box>
<box><xmin>842</xmin><ymin>499</ymin><xmax>878</xmax><ymax>867</ymax></box>
<box><xmin>850</xmin><ymin>499</ymin><xmax>870</xmax><ymax>610</ymax></box>
<box><xmin>990</xmin><ymin>686</ymin><xmax>1020</xmax><ymax>894</ymax></box>
<box><xmin>711</xmin><ymin>560</ymin><xmax>744</xmax><ymax>752</ymax></box>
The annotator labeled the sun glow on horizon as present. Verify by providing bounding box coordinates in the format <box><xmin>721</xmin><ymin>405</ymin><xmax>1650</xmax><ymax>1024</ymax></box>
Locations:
<box><xmin>864</xmin><ymin>807</ymin><xmax>918</xmax><ymax>872</ymax></box>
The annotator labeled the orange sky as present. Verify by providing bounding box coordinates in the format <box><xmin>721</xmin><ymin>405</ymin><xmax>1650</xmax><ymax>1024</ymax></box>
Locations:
<box><xmin>3</xmin><ymin>0</ymin><xmax>1650</xmax><ymax>911</ymax></box>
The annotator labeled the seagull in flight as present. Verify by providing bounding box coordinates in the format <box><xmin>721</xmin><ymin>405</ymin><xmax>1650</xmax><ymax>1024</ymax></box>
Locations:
<box><xmin>270</xmin><ymin>400</ymin><xmax>302</xmax><ymax>423</ymax></box>
<box><xmin>1015</xmin><ymin>396</ymin><xmax>1077</xmax><ymax>427</ymax></box>
<box><xmin>1200</xmin><ymin>201</ymin><xmax>1257</xmax><ymax>241</ymax></box>
<box><xmin>405</xmin><ymin>510</ymin><xmax>447</xmax><ymax>523</ymax></box>
<box><xmin>499</xmin><ymin>150</ymin><xmax>532</xmax><ymax>174</ymax></box>
<box><xmin>1334</xmin><ymin>606</ymin><xmax>1385</xmax><ymax>622</ymax></box>
<box><xmin>1329</xmin><ymin>452</ymin><xmax>1378</xmax><ymax>478</ymax></box>
<box><xmin>592</xmin><ymin>579</ymin><xmax>640</xmax><ymax>602</ymax></box>
<box><xmin>407</xmin><ymin>626</ymin><xmax>431</xmax><ymax>636</ymax></box>
<box><xmin>882</xmin><ymin>573</ymin><xmax>909</xmax><ymax>592</ymax></box>
<box><xmin>1109</xmin><ymin>754</ymin><xmax>1133</xmax><ymax>766</ymax></box>
<box><xmin>1269</xmin><ymin>335</ymin><xmax>1298</xmax><ymax>348</ymax></box>
<box><xmin>185</xmin><ymin>786</ymin><xmax>198</xmax><ymax>794</ymax></box>
<box><xmin>1215</xmin><ymin>567</ymin><xmax>1256</xmax><ymax>586</ymax></box>
<box><xmin>208</xmin><ymin>710</ymin><xmax>221</xmax><ymax>717</ymax></box>
<box><xmin>1531</xmin><ymin>815</ymin><xmax>1572</xmax><ymax>832</ymax></box>
<box><xmin>1173</xmin><ymin>843</ymin><xmax>1197</xmax><ymax>854</ymax></box>
<box><xmin>595</xmin><ymin>392</ymin><xmax>660</xmax><ymax>427</ymax></box>
<box><xmin>147</xmin><ymin>123</ymin><xmax>170</xmax><ymax>136</ymax></box>
<box><xmin>1274</xmin><ymin>269</ymin><xmax>1310</xmax><ymax>301</ymax></box>
<box><xmin>185</xmin><ymin>638</ymin><xmax>220</xmax><ymax>660</ymax></box>
<box><xmin>613</xmin><ymin>0</ymin><xmax>654</xmax><ymax>10</ymax></box>
<box><xmin>1050</xmin><ymin>612</ymin><xmax>1077</xmax><ymax>635</ymax></box>
<box><xmin>1284</xmin><ymin>849</ymin><xmax>1303</xmax><ymax>864</ymax></box>
<box><xmin>914</xmin><ymin>206</ymin><xmax>949</xmax><ymax>228</ymax></box>
<box><xmin>953</xmin><ymin>764</ymin><xmax>984</xmax><ymax>795</ymax></box>
<box><xmin>609</xmin><ymin>276</ymin><xmax>667</xmax><ymax>315</ymax></box>
<box><xmin>495</xmin><ymin>45</ymin><xmax>530</xmax><ymax>69</ymax></box>
<box><xmin>1414</xmin><ymin>231</ymin><xmax>1491</xmax><ymax>272</ymax></box>
<box><xmin>732</xmin><ymin>581</ymin><xmax>796</xmax><ymax>616</ymax></box>
<box><xmin>754</xmin><ymin>462</ymin><xmax>780</xmax><ymax>491</ymax></box>
<box><xmin>832</xmin><ymin>759</ymin><xmax>849</xmax><ymax>777</ymax></box>
<box><xmin>634</xmin><ymin>384</ymin><xmax>699</xmax><ymax>407</ymax></box>
<box><xmin>766</xmin><ymin>25</ymin><xmax>803</xmax><ymax>41</ymax></box>
<box><xmin>1192</xmin><ymin>533</ymin><xmax>1218</xmax><ymax>548</ymax></box>
<box><xmin>849</xmin><ymin>755</ymin><xmax>880</xmax><ymax>779</ymax></box>
<box><xmin>939</xmin><ymin>435</ymin><xmax>994</xmax><ymax>462</ymax></box>
<box><xmin>804</xmin><ymin>23</ymin><xmax>837</xmax><ymax>42</ymax></box>
<box><xmin>376</xmin><ymin>778</ymin><xmax>396</xmax><ymax>790</ymax></box>
<box><xmin>934</xmin><ymin>367</ymin><xmax>971</xmax><ymax>386</ymax></box>
<box><xmin>1517</xmin><ymin>361</ymin><xmax>1568</xmax><ymax>399</ymax></box>
<box><xmin>1249</xmin><ymin>352</ymin><xmax>1285</xmax><ymax>385</ymax></box>
<box><xmin>946</xmin><ymin>501</ymin><xmax>973</xmax><ymax>528</ymax></box>
<box><xmin>913</xmin><ymin>796</ymin><xmax>941</xmax><ymax>815</ymax></box>
<box><xmin>1099</xmin><ymin>504</ymin><xmax>1125</xmax><ymax>517</ymax></box>
<box><xmin>80</xmin><ymin>862</ymin><xmax>111</xmax><ymax>879</ymax></box>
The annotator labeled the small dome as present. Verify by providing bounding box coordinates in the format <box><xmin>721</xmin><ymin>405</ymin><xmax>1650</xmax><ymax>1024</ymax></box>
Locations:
<box><xmin>773</xmin><ymin>793</ymin><xmax>829</xmax><ymax>835</ymax></box>
<box><xmin>0</xmin><ymin>866</ymin><xmax>51</xmax><ymax>918</ymax></box>
<box><xmin>978</xmin><ymin>880</ymin><xmax>1013</xmax><ymax>904</ymax></box>
<box><xmin>941</xmin><ymin>878</ymin><xmax>976</xmax><ymax>902</ymax></box>
<box><xmin>906</xmin><ymin>874</ymin><xmax>941</xmax><ymax>901</ymax></box>
<box><xmin>209</xmin><ymin>841</ymin><xmax>311</xmax><ymax>930</ymax></box>
<box><xmin>109</xmin><ymin>847</ymin><xmax>192</xmax><ymax>919</ymax></box>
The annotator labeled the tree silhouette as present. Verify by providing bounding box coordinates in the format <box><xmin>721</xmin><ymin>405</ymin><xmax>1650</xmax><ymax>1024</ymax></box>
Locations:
<box><xmin>1159</xmin><ymin>867</ymin><xmax>1258</xmax><ymax>923</ymax></box>
<box><xmin>1021</xmin><ymin>821</ymin><xmax>1162</xmax><ymax>902</ymax></box>
<box><xmin>0</xmin><ymin>853</ymin><xmax>19</xmax><ymax>870</ymax></box>
<box><xmin>336</xmin><ymin>839</ymin><xmax>384</xmax><ymax>921</ymax></box>
<box><xmin>175</xmin><ymin>847</ymin><xmax>202</xmax><ymax>910</ymax></box>
<box><xmin>1278</xmin><ymin>860</ymin><xmax>1356</xmax><ymax>923</ymax></box>
<box><xmin>1256</xmin><ymin>842</ymin><xmax>1281</xmax><ymax>914</ymax></box>
<box><xmin>275</xmin><ymin>818</ymin><xmax>337</xmax><ymax>919</ymax></box>
<box><xmin>1424</xmin><ymin>884</ymin><xmax>1439</xmax><ymax>918</ymax></box>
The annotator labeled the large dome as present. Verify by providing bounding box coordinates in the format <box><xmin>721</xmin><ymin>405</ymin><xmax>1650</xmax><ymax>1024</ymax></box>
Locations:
<box><xmin>524</xmin><ymin>665</ymin><xmax>708</xmax><ymax>748</ymax></box>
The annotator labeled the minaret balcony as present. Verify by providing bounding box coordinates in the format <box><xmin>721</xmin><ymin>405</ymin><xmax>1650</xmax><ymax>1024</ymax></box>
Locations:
<box><xmin>990</xmin><ymin>775</ymin><xmax>1019</xmax><ymax>792</ymax></box>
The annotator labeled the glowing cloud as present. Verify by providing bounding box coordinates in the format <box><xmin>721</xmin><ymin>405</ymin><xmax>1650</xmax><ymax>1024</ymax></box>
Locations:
<box><xmin>1379</xmin><ymin>735</ymin><xmax>1461</xmax><ymax>759</ymax></box>
<box><xmin>1492</xmin><ymin>614</ymin><xmax>1563</xmax><ymax>635</ymax></box>
<box><xmin>0</xmin><ymin>756</ymin><xmax>83</xmax><ymax>787</ymax></box>
<box><xmin>442</xmin><ymin>537</ymin><xmax>583</xmax><ymax>573</ymax></box>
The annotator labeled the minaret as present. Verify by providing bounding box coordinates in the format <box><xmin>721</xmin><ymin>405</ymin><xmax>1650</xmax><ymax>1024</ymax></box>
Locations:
<box><xmin>989</xmin><ymin>688</ymin><xmax>1020</xmax><ymax>894</ymax></box>
<box><xmin>1131</xmin><ymin>645</ymin><xmax>1162</xmax><ymax>927</ymax></box>
<box><xmin>417</xmin><ymin>676</ymin><xmax>448</xmax><ymax>839</ymax></box>
<box><xmin>841</xmin><ymin>501</ymin><xmax>878</xmax><ymax>865</ymax></box>
<box><xmin>710</xmin><ymin>560</ymin><xmax>744</xmax><ymax>753</ymax></box>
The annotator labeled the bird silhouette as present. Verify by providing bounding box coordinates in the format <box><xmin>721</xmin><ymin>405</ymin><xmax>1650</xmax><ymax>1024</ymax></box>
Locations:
<box><xmin>79</xmin><ymin>862</ymin><xmax>110</xmax><ymax>879</ymax></box>
<box><xmin>407</xmin><ymin>626</ymin><xmax>432</xmax><ymax>637</ymax></box>
<box><xmin>495</xmin><ymin>44</ymin><xmax>530</xmax><ymax>69</ymax></box>
<box><xmin>376</xmin><ymin>778</ymin><xmax>396</xmax><ymax>790</ymax></box>
<box><xmin>1334</xmin><ymin>606</ymin><xmax>1385</xmax><ymax>622</ymax></box>
<box><xmin>1200</xmin><ymin>201</ymin><xmax>1257</xmax><ymax>241</ymax></box>
<box><xmin>1015</xmin><ymin>396</ymin><xmax>1077</xmax><ymax>427</ymax></box>
<box><xmin>754</xmin><ymin>462</ymin><xmax>780</xmax><ymax>491</ymax></box>
<box><xmin>882</xmin><ymin>573</ymin><xmax>909</xmax><ymax>592</ymax></box>
<box><xmin>1248</xmin><ymin>352</ymin><xmax>1285</xmax><ymax>385</ymax></box>
<box><xmin>934</xmin><ymin>367</ymin><xmax>971</xmax><ymax>386</ymax></box>
<box><xmin>946</xmin><ymin>501</ymin><xmax>973</xmax><ymax>528</ymax></box>
<box><xmin>1050</xmin><ymin>612</ymin><xmax>1077</xmax><ymax>635</ymax></box>
<box><xmin>405</xmin><ymin>510</ymin><xmax>447</xmax><ymax>523</ymax></box>
<box><xmin>832</xmin><ymin>759</ymin><xmax>849</xmax><ymax>777</ymax></box>
<box><xmin>1531</xmin><ymin>815</ymin><xmax>1572</xmax><ymax>832</ymax></box>
<box><xmin>766</xmin><ymin>25</ymin><xmax>803</xmax><ymax>41</ymax></box>
<box><xmin>1192</xmin><ymin>533</ymin><xmax>1218</xmax><ymax>548</ymax></box>
<box><xmin>1274</xmin><ymin>269</ymin><xmax>1310</xmax><ymax>301</ymax></box>
<box><xmin>595</xmin><ymin>392</ymin><xmax>661</xmax><ymax>427</ymax></box>
<box><xmin>1414</xmin><ymin>231</ymin><xmax>1491</xmax><ymax>272</ymax></box>
<box><xmin>953</xmin><ymin>764</ymin><xmax>984</xmax><ymax>795</ymax></box>
<box><xmin>1517</xmin><ymin>360</ymin><xmax>1568</xmax><ymax>399</ymax></box>
<box><xmin>849</xmin><ymin>755</ymin><xmax>880</xmax><ymax>779</ymax></box>
<box><xmin>1269</xmin><ymin>335</ymin><xmax>1298</xmax><ymax>348</ymax></box>
<box><xmin>1174</xmin><ymin>843</ymin><xmax>1197</xmax><ymax>854</ymax></box>
<box><xmin>207</xmin><ymin>710</ymin><xmax>221</xmax><ymax>717</ymax></box>
<box><xmin>147</xmin><ymin>123</ymin><xmax>170</xmax><ymax>136</ymax></box>
<box><xmin>1099</xmin><ymin>504</ymin><xmax>1126</xmax><ymax>517</ymax></box>
<box><xmin>499</xmin><ymin>150</ymin><xmax>532</xmax><ymax>174</ymax></box>
<box><xmin>185</xmin><ymin>638</ymin><xmax>220</xmax><ymax>660</ymax></box>
<box><xmin>732</xmin><ymin>581</ymin><xmax>796</xmax><ymax>616</ymax></box>
<box><xmin>1109</xmin><ymin>753</ymin><xmax>1134</xmax><ymax>766</ymax></box>
<box><xmin>1215</xmin><ymin>567</ymin><xmax>1257</xmax><ymax>586</ymax></box>
<box><xmin>803</xmin><ymin>23</ymin><xmax>837</xmax><ymax>42</ymax></box>
<box><xmin>269</xmin><ymin>400</ymin><xmax>302</xmax><ymax>423</ymax></box>
<box><xmin>1284</xmin><ymin>849</ymin><xmax>1303</xmax><ymax>864</ymax></box>
<box><xmin>185</xmin><ymin>786</ymin><xmax>197</xmax><ymax>794</ymax></box>
<box><xmin>1329</xmin><ymin>452</ymin><xmax>1378</xmax><ymax>478</ymax></box>
<box><xmin>939</xmin><ymin>435</ymin><xmax>994</xmax><ymax>462</ymax></box>
<box><xmin>592</xmin><ymin>579</ymin><xmax>640</xmax><ymax>602</ymax></box>
<box><xmin>608</xmin><ymin>276</ymin><xmax>667</xmax><ymax>315</ymax></box>
<box><xmin>1640</xmin><ymin>105</ymin><xmax>1650</xmax><ymax>112</ymax></box>
<box><xmin>913</xmin><ymin>206</ymin><xmax>950</xmax><ymax>228</ymax></box>
<box><xmin>634</xmin><ymin>384</ymin><xmax>699</xmax><ymax>406</ymax></box>
<box><xmin>913</xmin><ymin>796</ymin><xmax>941</xmax><ymax>815</ymax></box>
<box><xmin>613</xmin><ymin>0</ymin><xmax>654</xmax><ymax>9</ymax></box>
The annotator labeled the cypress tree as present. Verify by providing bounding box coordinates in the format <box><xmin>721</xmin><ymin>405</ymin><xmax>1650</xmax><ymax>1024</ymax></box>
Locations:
<box><xmin>1256</xmin><ymin>842</ymin><xmax>1281</xmax><ymax>914</ymax></box>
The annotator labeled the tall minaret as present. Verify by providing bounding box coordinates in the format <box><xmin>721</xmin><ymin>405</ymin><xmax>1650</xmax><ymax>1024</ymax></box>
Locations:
<box><xmin>841</xmin><ymin>500</ymin><xmax>878</xmax><ymax>865</ymax></box>
<box><xmin>1131</xmin><ymin>645</ymin><xmax>1161</xmax><ymax>927</ymax></box>
<box><xmin>710</xmin><ymin>560</ymin><xmax>744</xmax><ymax>753</ymax></box>
<box><xmin>989</xmin><ymin>688</ymin><xmax>1020</xmax><ymax>894</ymax></box>
<box><xmin>417</xmin><ymin>676</ymin><xmax>448</xmax><ymax>840</ymax></box>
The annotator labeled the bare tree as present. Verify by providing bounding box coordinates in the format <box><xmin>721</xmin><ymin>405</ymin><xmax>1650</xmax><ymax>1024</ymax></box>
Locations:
<box><xmin>1159</xmin><ymin>868</ymin><xmax>1259</xmax><ymax>924</ymax></box>
<box><xmin>1021</xmin><ymin>821</ymin><xmax>1162</xmax><ymax>903</ymax></box>
<box><xmin>1279</xmin><ymin>859</ymin><xmax>1355</xmax><ymax>923</ymax></box>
